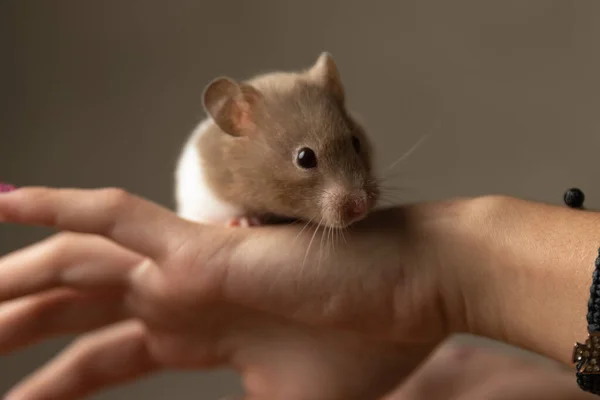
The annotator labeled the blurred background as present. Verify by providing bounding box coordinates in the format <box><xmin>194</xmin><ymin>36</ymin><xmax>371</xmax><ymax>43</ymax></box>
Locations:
<box><xmin>2</xmin><ymin>0</ymin><xmax>600</xmax><ymax>398</ymax></box>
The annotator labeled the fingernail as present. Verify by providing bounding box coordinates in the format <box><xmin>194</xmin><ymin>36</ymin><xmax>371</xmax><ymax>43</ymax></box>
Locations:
<box><xmin>0</xmin><ymin>182</ymin><xmax>16</xmax><ymax>193</ymax></box>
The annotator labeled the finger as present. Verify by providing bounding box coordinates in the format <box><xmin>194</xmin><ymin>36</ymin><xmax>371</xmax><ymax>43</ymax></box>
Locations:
<box><xmin>0</xmin><ymin>232</ymin><xmax>137</xmax><ymax>302</ymax></box>
<box><xmin>0</xmin><ymin>288</ymin><xmax>127</xmax><ymax>354</ymax></box>
<box><xmin>0</xmin><ymin>186</ymin><xmax>192</xmax><ymax>260</ymax></box>
<box><xmin>5</xmin><ymin>320</ymin><xmax>159</xmax><ymax>400</ymax></box>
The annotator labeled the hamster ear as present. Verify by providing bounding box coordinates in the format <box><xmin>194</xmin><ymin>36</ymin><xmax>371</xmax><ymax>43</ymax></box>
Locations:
<box><xmin>202</xmin><ymin>77</ymin><xmax>262</xmax><ymax>137</ymax></box>
<box><xmin>307</xmin><ymin>52</ymin><xmax>345</xmax><ymax>105</ymax></box>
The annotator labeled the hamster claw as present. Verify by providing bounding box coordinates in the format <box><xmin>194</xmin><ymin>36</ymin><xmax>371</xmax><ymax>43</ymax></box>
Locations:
<box><xmin>226</xmin><ymin>216</ymin><xmax>262</xmax><ymax>228</ymax></box>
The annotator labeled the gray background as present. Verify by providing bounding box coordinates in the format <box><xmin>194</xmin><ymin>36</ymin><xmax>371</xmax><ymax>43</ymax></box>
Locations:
<box><xmin>1</xmin><ymin>0</ymin><xmax>599</xmax><ymax>398</ymax></box>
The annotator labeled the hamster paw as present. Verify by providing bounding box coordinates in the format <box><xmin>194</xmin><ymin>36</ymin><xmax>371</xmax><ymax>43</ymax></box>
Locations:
<box><xmin>226</xmin><ymin>216</ymin><xmax>262</xmax><ymax>228</ymax></box>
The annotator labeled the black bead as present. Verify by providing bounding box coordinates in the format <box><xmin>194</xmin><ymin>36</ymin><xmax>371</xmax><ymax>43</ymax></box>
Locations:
<box><xmin>564</xmin><ymin>187</ymin><xmax>585</xmax><ymax>209</ymax></box>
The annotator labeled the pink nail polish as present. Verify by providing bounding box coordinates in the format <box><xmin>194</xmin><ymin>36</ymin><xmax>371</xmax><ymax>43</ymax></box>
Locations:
<box><xmin>0</xmin><ymin>182</ymin><xmax>16</xmax><ymax>193</ymax></box>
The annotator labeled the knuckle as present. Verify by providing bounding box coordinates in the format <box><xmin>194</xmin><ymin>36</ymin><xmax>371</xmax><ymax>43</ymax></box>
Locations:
<box><xmin>47</xmin><ymin>232</ymin><xmax>79</xmax><ymax>252</ymax></box>
<box><xmin>103</xmin><ymin>187</ymin><xmax>131</xmax><ymax>203</ymax></box>
<box><xmin>101</xmin><ymin>187</ymin><xmax>134</xmax><ymax>213</ymax></box>
<box><xmin>441</xmin><ymin>343</ymin><xmax>479</xmax><ymax>364</ymax></box>
<box><xmin>25</xmin><ymin>299</ymin><xmax>50</xmax><ymax>325</ymax></box>
<box><xmin>69</xmin><ymin>337</ymin><xmax>96</xmax><ymax>364</ymax></box>
<box><xmin>71</xmin><ymin>330</ymin><xmax>102</xmax><ymax>356</ymax></box>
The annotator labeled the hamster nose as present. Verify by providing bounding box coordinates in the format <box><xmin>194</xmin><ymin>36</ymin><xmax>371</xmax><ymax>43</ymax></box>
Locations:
<box><xmin>344</xmin><ymin>197</ymin><xmax>367</xmax><ymax>221</ymax></box>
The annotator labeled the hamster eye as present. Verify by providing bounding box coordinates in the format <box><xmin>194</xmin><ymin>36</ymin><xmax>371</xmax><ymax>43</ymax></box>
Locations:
<box><xmin>296</xmin><ymin>147</ymin><xmax>317</xmax><ymax>169</ymax></box>
<box><xmin>352</xmin><ymin>136</ymin><xmax>361</xmax><ymax>153</ymax></box>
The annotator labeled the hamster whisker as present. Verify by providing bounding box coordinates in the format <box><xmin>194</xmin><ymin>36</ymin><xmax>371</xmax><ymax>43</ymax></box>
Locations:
<box><xmin>377</xmin><ymin>196</ymin><xmax>407</xmax><ymax>206</ymax></box>
<box><xmin>375</xmin><ymin>175</ymin><xmax>410</xmax><ymax>187</ymax></box>
<box><xmin>382</xmin><ymin>133</ymin><xmax>430</xmax><ymax>177</ymax></box>
<box><xmin>378</xmin><ymin>190</ymin><xmax>408</xmax><ymax>200</ymax></box>
<box><xmin>318</xmin><ymin>223</ymin><xmax>329</xmax><ymax>270</ymax></box>
<box><xmin>335</xmin><ymin>225</ymin><xmax>347</xmax><ymax>252</ymax></box>
<box><xmin>332</xmin><ymin>227</ymin><xmax>337</xmax><ymax>254</ymax></box>
<box><xmin>376</xmin><ymin>192</ymin><xmax>410</xmax><ymax>206</ymax></box>
<box><xmin>301</xmin><ymin>216</ymin><xmax>324</xmax><ymax>277</ymax></box>
<box><xmin>292</xmin><ymin>217</ymin><xmax>316</xmax><ymax>246</ymax></box>
<box><xmin>377</xmin><ymin>170</ymin><xmax>406</xmax><ymax>183</ymax></box>
<box><xmin>377</xmin><ymin>187</ymin><xmax>408</xmax><ymax>198</ymax></box>
<box><xmin>331</xmin><ymin>224</ymin><xmax>340</xmax><ymax>254</ymax></box>
<box><xmin>330</xmin><ymin>226</ymin><xmax>338</xmax><ymax>258</ymax></box>
<box><xmin>377</xmin><ymin>184</ymin><xmax>411</xmax><ymax>199</ymax></box>
<box><xmin>327</xmin><ymin>227</ymin><xmax>332</xmax><ymax>260</ymax></box>
<box><xmin>377</xmin><ymin>183</ymin><xmax>408</xmax><ymax>192</ymax></box>
<box><xmin>337</xmin><ymin>227</ymin><xmax>347</xmax><ymax>249</ymax></box>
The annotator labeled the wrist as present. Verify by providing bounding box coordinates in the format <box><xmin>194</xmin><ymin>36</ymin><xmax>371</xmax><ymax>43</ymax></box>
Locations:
<box><xmin>404</xmin><ymin>196</ymin><xmax>489</xmax><ymax>337</ymax></box>
<box><xmin>451</xmin><ymin>195</ymin><xmax>595</xmax><ymax>364</ymax></box>
<box><xmin>386</xmin><ymin>196</ymin><xmax>483</xmax><ymax>340</ymax></box>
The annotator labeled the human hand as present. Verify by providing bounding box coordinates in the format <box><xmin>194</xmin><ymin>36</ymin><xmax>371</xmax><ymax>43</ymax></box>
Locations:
<box><xmin>0</xmin><ymin>230</ymin><xmax>425</xmax><ymax>400</ymax></box>
<box><xmin>0</xmin><ymin>186</ymin><xmax>455</xmax><ymax>399</ymax></box>
<box><xmin>4</xmin><ymin>186</ymin><xmax>595</xmax><ymax>398</ymax></box>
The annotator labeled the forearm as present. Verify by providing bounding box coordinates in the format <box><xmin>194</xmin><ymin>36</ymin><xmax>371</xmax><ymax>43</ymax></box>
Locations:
<box><xmin>225</xmin><ymin>193</ymin><xmax>600</xmax><ymax>364</ymax></box>
<box><xmin>450</xmin><ymin>195</ymin><xmax>600</xmax><ymax>365</ymax></box>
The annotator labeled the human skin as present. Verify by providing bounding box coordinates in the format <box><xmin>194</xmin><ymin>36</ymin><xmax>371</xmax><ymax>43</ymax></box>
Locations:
<box><xmin>386</xmin><ymin>341</ymin><xmax>595</xmax><ymax>400</ymax></box>
<box><xmin>0</xmin><ymin>187</ymin><xmax>596</xmax><ymax>398</ymax></box>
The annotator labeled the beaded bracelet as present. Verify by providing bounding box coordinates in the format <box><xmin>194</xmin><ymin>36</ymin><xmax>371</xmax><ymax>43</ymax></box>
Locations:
<box><xmin>565</xmin><ymin>188</ymin><xmax>600</xmax><ymax>395</ymax></box>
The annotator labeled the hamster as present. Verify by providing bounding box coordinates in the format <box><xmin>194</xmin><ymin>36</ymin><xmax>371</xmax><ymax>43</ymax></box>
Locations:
<box><xmin>174</xmin><ymin>52</ymin><xmax>379</xmax><ymax>229</ymax></box>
